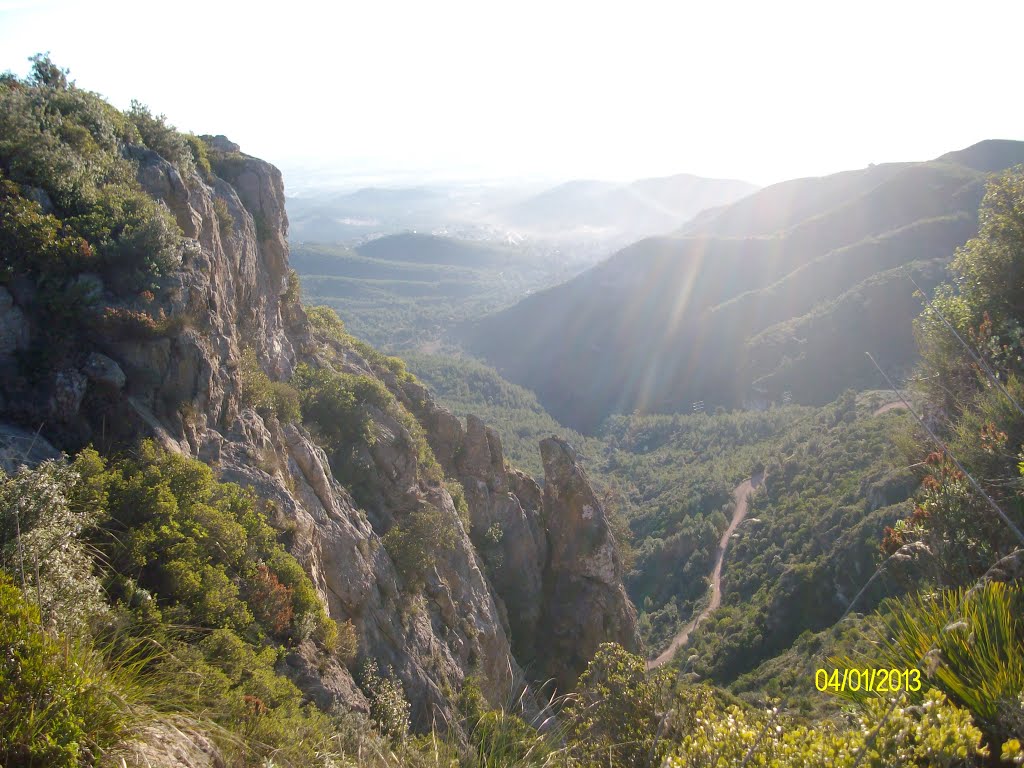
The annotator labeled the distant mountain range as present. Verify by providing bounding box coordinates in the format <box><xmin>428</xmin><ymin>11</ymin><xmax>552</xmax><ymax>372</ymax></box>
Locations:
<box><xmin>458</xmin><ymin>140</ymin><xmax>1024</xmax><ymax>432</ymax></box>
<box><xmin>285</xmin><ymin>172</ymin><xmax>758</xmax><ymax>246</ymax></box>
<box><xmin>495</xmin><ymin>174</ymin><xmax>758</xmax><ymax>242</ymax></box>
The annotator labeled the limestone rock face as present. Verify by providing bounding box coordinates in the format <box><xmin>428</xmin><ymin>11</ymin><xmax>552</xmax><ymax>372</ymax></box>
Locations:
<box><xmin>82</xmin><ymin>352</ymin><xmax>126</xmax><ymax>390</ymax></box>
<box><xmin>1</xmin><ymin>137</ymin><xmax>635</xmax><ymax>733</ymax></box>
<box><xmin>418</xmin><ymin>395</ymin><xmax>640</xmax><ymax>690</ymax></box>
<box><xmin>0</xmin><ymin>423</ymin><xmax>60</xmax><ymax>474</ymax></box>
<box><xmin>538</xmin><ymin>437</ymin><xmax>640</xmax><ymax>691</ymax></box>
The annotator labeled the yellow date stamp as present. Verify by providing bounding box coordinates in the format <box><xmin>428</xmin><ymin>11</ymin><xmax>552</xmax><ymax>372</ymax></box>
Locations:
<box><xmin>815</xmin><ymin>668</ymin><xmax>922</xmax><ymax>694</ymax></box>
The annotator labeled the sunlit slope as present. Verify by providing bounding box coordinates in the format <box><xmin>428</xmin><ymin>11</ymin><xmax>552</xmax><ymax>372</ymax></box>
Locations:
<box><xmin>459</xmin><ymin>140</ymin><xmax>1024</xmax><ymax>431</ymax></box>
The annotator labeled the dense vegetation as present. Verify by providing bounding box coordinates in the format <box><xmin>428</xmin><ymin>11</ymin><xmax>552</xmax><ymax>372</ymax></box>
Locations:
<box><xmin>293</xmin><ymin>234</ymin><xmax>599</xmax><ymax>351</ymax></box>
<box><xmin>682</xmin><ymin>396</ymin><xmax>916</xmax><ymax>683</ymax></box>
<box><xmin>0</xmin><ymin>444</ymin><xmax>351</xmax><ymax>767</ymax></box>
<box><xmin>3</xmin><ymin>54</ymin><xmax>1024</xmax><ymax>767</ymax></box>
<box><xmin>461</xmin><ymin>145</ymin><xmax>1024</xmax><ymax>431</ymax></box>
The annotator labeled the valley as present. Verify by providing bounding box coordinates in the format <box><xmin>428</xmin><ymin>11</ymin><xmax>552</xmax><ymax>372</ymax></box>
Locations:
<box><xmin>0</xmin><ymin>47</ymin><xmax>1023</xmax><ymax>768</ymax></box>
<box><xmin>648</xmin><ymin>471</ymin><xmax>763</xmax><ymax>669</ymax></box>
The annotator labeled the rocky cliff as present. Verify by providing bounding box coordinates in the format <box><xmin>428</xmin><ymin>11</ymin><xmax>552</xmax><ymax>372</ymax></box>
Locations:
<box><xmin>416</xmin><ymin>402</ymin><xmax>640</xmax><ymax>691</ymax></box>
<box><xmin>0</xmin><ymin>134</ymin><xmax>638</xmax><ymax>728</ymax></box>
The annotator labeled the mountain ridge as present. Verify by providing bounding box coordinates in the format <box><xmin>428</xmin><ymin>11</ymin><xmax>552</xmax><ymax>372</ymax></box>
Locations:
<box><xmin>459</xmin><ymin>140</ymin><xmax>1024</xmax><ymax>431</ymax></box>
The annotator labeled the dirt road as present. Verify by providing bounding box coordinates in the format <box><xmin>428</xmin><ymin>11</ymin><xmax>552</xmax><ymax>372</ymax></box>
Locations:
<box><xmin>647</xmin><ymin>471</ymin><xmax>764</xmax><ymax>669</ymax></box>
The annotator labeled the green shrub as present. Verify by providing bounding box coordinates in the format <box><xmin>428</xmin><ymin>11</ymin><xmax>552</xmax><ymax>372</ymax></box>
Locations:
<box><xmin>91</xmin><ymin>440</ymin><xmax>331</xmax><ymax>642</ymax></box>
<box><xmin>127</xmin><ymin>99</ymin><xmax>195</xmax><ymax>176</ymax></box>
<box><xmin>359</xmin><ymin>660</ymin><xmax>410</xmax><ymax>741</ymax></box>
<box><xmin>666</xmin><ymin>687</ymin><xmax>987</xmax><ymax>767</ymax></box>
<box><xmin>334</xmin><ymin>618</ymin><xmax>359</xmax><ymax>666</ymax></box>
<box><xmin>283</xmin><ymin>268</ymin><xmax>301</xmax><ymax>303</ymax></box>
<box><xmin>564</xmin><ymin>643</ymin><xmax>676</xmax><ymax>768</ymax></box>
<box><xmin>184</xmin><ymin>133</ymin><xmax>212</xmax><ymax>179</ymax></box>
<box><xmin>0</xmin><ymin>454</ymin><xmax>108</xmax><ymax>632</ymax></box>
<box><xmin>238</xmin><ymin>348</ymin><xmax>300</xmax><ymax>423</ymax></box>
<box><xmin>212</xmin><ymin>196</ymin><xmax>233</xmax><ymax>237</ymax></box>
<box><xmin>0</xmin><ymin>574</ymin><xmax>127</xmax><ymax>767</ymax></box>
<box><xmin>0</xmin><ymin>59</ymin><xmax>183</xmax><ymax>301</ymax></box>
<box><xmin>446</xmin><ymin>477</ymin><xmax>470</xmax><ymax>530</ymax></box>
<box><xmin>381</xmin><ymin>504</ymin><xmax>458</xmax><ymax>593</ymax></box>
<box><xmin>834</xmin><ymin>581</ymin><xmax>1024</xmax><ymax>747</ymax></box>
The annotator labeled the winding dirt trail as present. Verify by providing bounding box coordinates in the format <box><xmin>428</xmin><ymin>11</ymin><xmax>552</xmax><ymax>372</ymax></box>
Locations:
<box><xmin>647</xmin><ymin>471</ymin><xmax>764</xmax><ymax>670</ymax></box>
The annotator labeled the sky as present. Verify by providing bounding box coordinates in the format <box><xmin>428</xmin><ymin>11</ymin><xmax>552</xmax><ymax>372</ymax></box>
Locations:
<box><xmin>1</xmin><ymin>0</ymin><xmax>1022</xmax><ymax>190</ymax></box>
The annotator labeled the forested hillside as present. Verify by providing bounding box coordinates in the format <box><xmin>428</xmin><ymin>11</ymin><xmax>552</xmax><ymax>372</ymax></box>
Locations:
<box><xmin>2</xmin><ymin>55</ymin><xmax>1024</xmax><ymax>768</ymax></box>
<box><xmin>294</xmin><ymin>233</ymin><xmax>603</xmax><ymax>349</ymax></box>
<box><xmin>460</xmin><ymin>143</ymin><xmax>1024</xmax><ymax>431</ymax></box>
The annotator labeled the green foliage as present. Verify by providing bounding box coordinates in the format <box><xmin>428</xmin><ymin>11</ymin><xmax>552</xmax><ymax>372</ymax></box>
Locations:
<box><xmin>468</xmin><ymin>710</ymin><xmax>548</xmax><ymax>767</ymax></box>
<box><xmin>0</xmin><ymin>55</ymin><xmax>183</xmax><ymax>361</ymax></box>
<box><xmin>292</xmin><ymin>362</ymin><xmax>381</xmax><ymax>449</ymax></box>
<box><xmin>682</xmin><ymin>399</ymin><xmax>915</xmax><ymax>683</ymax></box>
<box><xmin>563</xmin><ymin>643</ymin><xmax>676</xmax><ymax>768</ymax></box>
<box><xmin>292</xmin><ymin>347</ymin><xmax>442</xmax><ymax>486</ymax></box>
<box><xmin>0</xmin><ymin>452</ymin><xmax>108</xmax><ymax>632</ymax></box>
<box><xmin>665</xmin><ymin>687</ymin><xmax>987</xmax><ymax>768</ymax></box>
<box><xmin>238</xmin><ymin>347</ymin><xmax>301</xmax><ymax>423</ymax></box>
<box><xmin>184</xmin><ymin>133</ymin><xmax>212</xmax><ymax>178</ymax></box>
<box><xmin>446</xmin><ymin>476</ymin><xmax>471</xmax><ymax>529</ymax></box>
<box><xmin>307</xmin><ymin>304</ymin><xmax>412</xmax><ymax>382</ymax></box>
<box><xmin>93</xmin><ymin>440</ymin><xmax>332</xmax><ymax>643</ymax></box>
<box><xmin>894</xmin><ymin>166</ymin><xmax>1024</xmax><ymax>585</ymax></box>
<box><xmin>334</xmin><ymin>618</ymin><xmax>359</xmax><ymax>666</ymax></box>
<box><xmin>283</xmin><ymin>267</ymin><xmax>301</xmax><ymax>303</ymax></box>
<box><xmin>382</xmin><ymin>505</ymin><xmax>457</xmax><ymax>593</ymax></box>
<box><xmin>212</xmin><ymin>195</ymin><xmax>233</xmax><ymax>237</ymax></box>
<box><xmin>0</xmin><ymin>172</ymin><xmax>92</xmax><ymax>281</ymax></box>
<box><xmin>0</xmin><ymin>574</ymin><xmax>127</xmax><ymax>767</ymax></box>
<box><xmin>834</xmin><ymin>581</ymin><xmax>1024</xmax><ymax>747</ymax></box>
<box><xmin>127</xmin><ymin>99</ymin><xmax>196</xmax><ymax>176</ymax></box>
<box><xmin>360</xmin><ymin>660</ymin><xmax>411</xmax><ymax>741</ymax></box>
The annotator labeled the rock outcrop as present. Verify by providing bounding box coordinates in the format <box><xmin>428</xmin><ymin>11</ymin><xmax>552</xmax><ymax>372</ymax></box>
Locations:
<box><xmin>418</xmin><ymin>393</ymin><xmax>640</xmax><ymax>692</ymax></box>
<box><xmin>537</xmin><ymin>437</ymin><xmax>641</xmax><ymax>690</ymax></box>
<box><xmin>0</xmin><ymin>134</ymin><xmax>638</xmax><ymax>734</ymax></box>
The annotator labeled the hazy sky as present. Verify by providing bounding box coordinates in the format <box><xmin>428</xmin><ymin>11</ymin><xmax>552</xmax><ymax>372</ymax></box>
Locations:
<box><xmin>1</xmin><ymin>0</ymin><xmax>1022</xmax><ymax>189</ymax></box>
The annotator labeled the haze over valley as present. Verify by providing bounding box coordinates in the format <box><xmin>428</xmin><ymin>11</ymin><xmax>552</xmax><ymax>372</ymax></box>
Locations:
<box><xmin>2</xmin><ymin>2</ymin><xmax>1024</xmax><ymax>766</ymax></box>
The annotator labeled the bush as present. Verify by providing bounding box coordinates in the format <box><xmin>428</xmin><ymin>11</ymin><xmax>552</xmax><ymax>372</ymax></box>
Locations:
<box><xmin>0</xmin><ymin>574</ymin><xmax>127</xmax><ymax>767</ymax></box>
<box><xmin>127</xmin><ymin>100</ymin><xmax>195</xmax><ymax>176</ymax></box>
<box><xmin>381</xmin><ymin>504</ymin><xmax>458</xmax><ymax>593</ymax></box>
<box><xmin>92</xmin><ymin>440</ymin><xmax>331</xmax><ymax>642</ymax></box>
<box><xmin>334</xmin><ymin>619</ymin><xmax>359</xmax><ymax>666</ymax></box>
<box><xmin>238</xmin><ymin>348</ymin><xmax>301</xmax><ymax>423</ymax></box>
<box><xmin>359</xmin><ymin>660</ymin><xmax>410</xmax><ymax>741</ymax></box>
<box><xmin>835</xmin><ymin>581</ymin><xmax>1024</xmax><ymax>747</ymax></box>
<box><xmin>0</xmin><ymin>454</ymin><xmax>107</xmax><ymax>632</ymax></box>
<box><xmin>212</xmin><ymin>196</ymin><xmax>233</xmax><ymax>237</ymax></box>
<box><xmin>564</xmin><ymin>643</ymin><xmax>676</xmax><ymax>768</ymax></box>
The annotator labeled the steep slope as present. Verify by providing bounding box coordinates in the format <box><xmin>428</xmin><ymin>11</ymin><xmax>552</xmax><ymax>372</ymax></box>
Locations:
<box><xmin>460</xmin><ymin>141</ymin><xmax>1024</xmax><ymax>431</ymax></box>
<box><xmin>0</xmin><ymin>72</ymin><xmax>638</xmax><ymax>746</ymax></box>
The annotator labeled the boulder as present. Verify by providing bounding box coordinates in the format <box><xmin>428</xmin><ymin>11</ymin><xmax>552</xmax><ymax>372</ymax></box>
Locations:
<box><xmin>82</xmin><ymin>352</ymin><xmax>126</xmax><ymax>389</ymax></box>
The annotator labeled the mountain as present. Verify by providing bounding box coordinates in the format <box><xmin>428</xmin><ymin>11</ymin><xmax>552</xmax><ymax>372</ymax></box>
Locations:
<box><xmin>459</xmin><ymin>141</ymin><xmax>1024</xmax><ymax>431</ymax></box>
<box><xmin>0</xmin><ymin>63</ymin><xmax>637</xmax><ymax>764</ymax></box>
<box><xmin>494</xmin><ymin>173</ymin><xmax>758</xmax><ymax>243</ymax></box>
<box><xmin>286</xmin><ymin>182</ymin><xmax>542</xmax><ymax>242</ymax></box>
<box><xmin>285</xmin><ymin>173</ymin><xmax>757</xmax><ymax>248</ymax></box>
